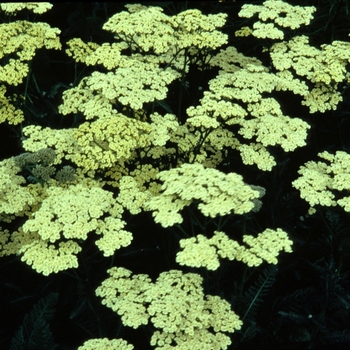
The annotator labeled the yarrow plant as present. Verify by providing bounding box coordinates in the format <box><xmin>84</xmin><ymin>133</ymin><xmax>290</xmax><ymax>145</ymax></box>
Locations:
<box><xmin>1</xmin><ymin>1</ymin><xmax>350</xmax><ymax>349</ymax></box>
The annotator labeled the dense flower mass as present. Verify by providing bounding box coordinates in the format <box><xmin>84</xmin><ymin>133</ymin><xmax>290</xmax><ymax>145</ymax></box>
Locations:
<box><xmin>1</xmin><ymin>1</ymin><xmax>349</xmax><ymax>349</ymax></box>
<box><xmin>1</xmin><ymin>182</ymin><xmax>132</xmax><ymax>274</ymax></box>
<box><xmin>77</xmin><ymin>338</ymin><xmax>134</xmax><ymax>350</ymax></box>
<box><xmin>0</xmin><ymin>21</ymin><xmax>61</xmax><ymax>85</ymax></box>
<box><xmin>0</xmin><ymin>2</ymin><xmax>53</xmax><ymax>14</ymax></box>
<box><xmin>96</xmin><ymin>268</ymin><xmax>242</xmax><ymax>349</ymax></box>
<box><xmin>176</xmin><ymin>229</ymin><xmax>293</xmax><ymax>270</ymax></box>
<box><xmin>293</xmin><ymin>151</ymin><xmax>350</xmax><ymax>213</ymax></box>
<box><xmin>145</xmin><ymin>163</ymin><xmax>264</xmax><ymax>227</ymax></box>
<box><xmin>236</xmin><ymin>0</ymin><xmax>316</xmax><ymax>39</ymax></box>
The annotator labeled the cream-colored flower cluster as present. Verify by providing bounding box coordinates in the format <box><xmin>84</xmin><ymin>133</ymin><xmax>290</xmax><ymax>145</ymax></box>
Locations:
<box><xmin>170</xmin><ymin>9</ymin><xmax>228</xmax><ymax>51</ymax></box>
<box><xmin>149</xmin><ymin>113</ymin><xmax>179</xmax><ymax>147</ymax></box>
<box><xmin>61</xmin><ymin>4</ymin><xmax>228</xmax><ymax>117</ymax></box>
<box><xmin>103</xmin><ymin>5</ymin><xmax>175</xmax><ymax>55</ymax></box>
<box><xmin>270</xmin><ymin>36</ymin><xmax>350</xmax><ymax>113</ymax></box>
<box><xmin>0</xmin><ymin>6</ymin><xmax>60</xmax><ymax>125</ymax></box>
<box><xmin>72</xmin><ymin>114</ymin><xmax>152</xmax><ymax>170</ymax></box>
<box><xmin>239</xmin><ymin>108</ymin><xmax>310</xmax><ymax>152</ymax></box>
<box><xmin>96</xmin><ymin>268</ymin><xmax>242</xmax><ymax>349</ymax></box>
<box><xmin>77</xmin><ymin>338</ymin><xmax>134</xmax><ymax>350</ymax></box>
<box><xmin>176</xmin><ymin>229</ymin><xmax>292</xmax><ymax>270</ymax></box>
<box><xmin>22</xmin><ymin>125</ymin><xmax>78</xmax><ymax>165</ymax></box>
<box><xmin>292</xmin><ymin>150</ymin><xmax>350</xmax><ymax>214</ymax></box>
<box><xmin>0</xmin><ymin>85</ymin><xmax>24</xmax><ymax>124</ymax></box>
<box><xmin>21</xmin><ymin>116</ymin><xmax>151</xmax><ymax>174</ymax></box>
<box><xmin>0</xmin><ymin>225</ymin><xmax>82</xmax><ymax>276</ymax></box>
<box><xmin>145</xmin><ymin>163</ymin><xmax>264</xmax><ymax>227</ymax></box>
<box><xmin>60</xmin><ymin>57</ymin><xmax>180</xmax><ymax>113</ymax></box>
<box><xmin>0</xmin><ymin>21</ymin><xmax>61</xmax><ymax>85</ymax></box>
<box><xmin>103</xmin><ymin>5</ymin><xmax>227</xmax><ymax>54</ymax></box>
<box><xmin>21</xmin><ymin>184</ymin><xmax>123</xmax><ymax>242</ymax></box>
<box><xmin>210</xmin><ymin>46</ymin><xmax>266</xmax><ymax>74</ymax></box>
<box><xmin>1</xmin><ymin>183</ymin><xmax>132</xmax><ymax>274</ymax></box>
<box><xmin>0</xmin><ymin>157</ymin><xmax>35</xmax><ymax>217</ymax></box>
<box><xmin>0</xmin><ymin>2</ymin><xmax>53</xmax><ymax>14</ymax></box>
<box><xmin>236</xmin><ymin>0</ymin><xmax>316</xmax><ymax>39</ymax></box>
<box><xmin>185</xmin><ymin>62</ymin><xmax>310</xmax><ymax>170</ymax></box>
<box><xmin>116</xmin><ymin>176</ymin><xmax>152</xmax><ymax>215</ymax></box>
<box><xmin>66</xmin><ymin>39</ymin><xmax>128</xmax><ymax>70</ymax></box>
<box><xmin>238</xmin><ymin>143</ymin><xmax>276</xmax><ymax>171</ymax></box>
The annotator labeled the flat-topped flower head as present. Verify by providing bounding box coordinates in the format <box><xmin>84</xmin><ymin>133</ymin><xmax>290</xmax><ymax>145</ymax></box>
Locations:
<box><xmin>145</xmin><ymin>163</ymin><xmax>263</xmax><ymax>227</ymax></box>
<box><xmin>236</xmin><ymin>0</ymin><xmax>316</xmax><ymax>39</ymax></box>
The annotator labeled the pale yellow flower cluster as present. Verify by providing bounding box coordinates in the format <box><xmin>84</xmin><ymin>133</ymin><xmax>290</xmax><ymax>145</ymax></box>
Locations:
<box><xmin>239</xmin><ymin>111</ymin><xmax>310</xmax><ymax>152</ymax></box>
<box><xmin>270</xmin><ymin>36</ymin><xmax>350</xmax><ymax>113</ymax></box>
<box><xmin>0</xmin><ymin>225</ymin><xmax>82</xmax><ymax>276</ymax></box>
<box><xmin>63</xmin><ymin>4</ymin><xmax>228</xmax><ymax>106</ymax></box>
<box><xmin>149</xmin><ymin>113</ymin><xmax>179</xmax><ymax>147</ymax></box>
<box><xmin>116</xmin><ymin>176</ymin><xmax>152</xmax><ymax>215</ymax></box>
<box><xmin>21</xmin><ymin>184</ymin><xmax>120</xmax><ymax>241</ymax></box>
<box><xmin>1</xmin><ymin>183</ymin><xmax>131</xmax><ymax>274</ymax></box>
<box><xmin>0</xmin><ymin>2</ymin><xmax>53</xmax><ymax>14</ymax></box>
<box><xmin>243</xmin><ymin>228</ymin><xmax>293</xmax><ymax>265</ymax></box>
<box><xmin>22</xmin><ymin>125</ymin><xmax>78</xmax><ymax>165</ymax></box>
<box><xmin>103</xmin><ymin>5</ymin><xmax>227</xmax><ymax>54</ymax></box>
<box><xmin>96</xmin><ymin>267</ymin><xmax>153</xmax><ymax>328</ymax></box>
<box><xmin>170</xmin><ymin>9</ymin><xmax>228</xmax><ymax>51</ymax></box>
<box><xmin>58</xmin><ymin>78</ymin><xmax>115</xmax><ymax>120</ymax></box>
<box><xmin>72</xmin><ymin>114</ymin><xmax>152</xmax><ymax>170</ymax></box>
<box><xmin>88</xmin><ymin>63</ymin><xmax>179</xmax><ymax>110</ymax></box>
<box><xmin>103</xmin><ymin>5</ymin><xmax>175</xmax><ymax>55</ymax></box>
<box><xmin>0</xmin><ymin>85</ymin><xmax>24</xmax><ymax>124</ymax></box>
<box><xmin>96</xmin><ymin>268</ymin><xmax>242</xmax><ymax>349</ymax></box>
<box><xmin>66</xmin><ymin>39</ymin><xmax>128</xmax><ymax>70</ymax></box>
<box><xmin>236</xmin><ymin>0</ymin><xmax>316</xmax><ymax>39</ymax></box>
<box><xmin>60</xmin><ymin>57</ymin><xmax>179</xmax><ymax>113</ymax></box>
<box><xmin>145</xmin><ymin>163</ymin><xmax>263</xmax><ymax>227</ymax></box>
<box><xmin>238</xmin><ymin>143</ymin><xmax>276</xmax><ymax>171</ymax></box>
<box><xmin>176</xmin><ymin>234</ymin><xmax>222</xmax><ymax>270</ymax></box>
<box><xmin>186</xmin><ymin>63</ymin><xmax>310</xmax><ymax>170</ymax></box>
<box><xmin>103</xmin><ymin>5</ymin><xmax>174</xmax><ymax>54</ymax></box>
<box><xmin>78</xmin><ymin>338</ymin><xmax>134</xmax><ymax>350</ymax></box>
<box><xmin>0</xmin><ymin>227</ymin><xmax>10</xmax><ymax>250</ymax></box>
<box><xmin>21</xmin><ymin>236</ymin><xmax>82</xmax><ymax>276</ymax></box>
<box><xmin>0</xmin><ymin>59</ymin><xmax>29</xmax><ymax>86</ymax></box>
<box><xmin>293</xmin><ymin>151</ymin><xmax>350</xmax><ymax>213</ymax></box>
<box><xmin>0</xmin><ymin>21</ymin><xmax>61</xmax><ymax>85</ymax></box>
<box><xmin>177</xmin><ymin>229</ymin><xmax>292</xmax><ymax>270</ymax></box>
<box><xmin>210</xmin><ymin>46</ymin><xmax>266</xmax><ymax>74</ymax></box>
<box><xmin>0</xmin><ymin>157</ymin><xmax>35</xmax><ymax>216</ymax></box>
<box><xmin>65</xmin><ymin>38</ymin><xmax>100</xmax><ymax>64</ymax></box>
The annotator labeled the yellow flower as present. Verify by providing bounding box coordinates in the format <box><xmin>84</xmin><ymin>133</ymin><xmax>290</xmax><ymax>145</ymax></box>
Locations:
<box><xmin>77</xmin><ymin>338</ymin><xmax>134</xmax><ymax>350</ymax></box>
<box><xmin>0</xmin><ymin>3</ymin><xmax>53</xmax><ymax>15</ymax></box>
<box><xmin>1</xmin><ymin>227</ymin><xmax>82</xmax><ymax>275</ymax></box>
<box><xmin>293</xmin><ymin>151</ymin><xmax>350</xmax><ymax>213</ymax></box>
<box><xmin>270</xmin><ymin>35</ymin><xmax>349</xmax><ymax>113</ymax></box>
<box><xmin>210</xmin><ymin>46</ymin><xmax>266</xmax><ymax>73</ymax></box>
<box><xmin>0</xmin><ymin>21</ymin><xmax>61</xmax><ymax>63</ymax></box>
<box><xmin>72</xmin><ymin>114</ymin><xmax>152</xmax><ymax>170</ymax></box>
<box><xmin>0</xmin><ymin>59</ymin><xmax>29</xmax><ymax>86</ymax></box>
<box><xmin>96</xmin><ymin>268</ymin><xmax>242</xmax><ymax>349</ymax></box>
<box><xmin>1</xmin><ymin>182</ymin><xmax>132</xmax><ymax>274</ymax></box>
<box><xmin>0</xmin><ymin>85</ymin><xmax>24</xmax><ymax>124</ymax></box>
<box><xmin>145</xmin><ymin>163</ymin><xmax>263</xmax><ymax>227</ymax></box>
<box><xmin>177</xmin><ymin>230</ymin><xmax>292</xmax><ymax>270</ymax></box>
<box><xmin>237</xmin><ymin>1</ymin><xmax>316</xmax><ymax>39</ymax></box>
<box><xmin>0</xmin><ymin>157</ymin><xmax>35</xmax><ymax>215</ymax></box>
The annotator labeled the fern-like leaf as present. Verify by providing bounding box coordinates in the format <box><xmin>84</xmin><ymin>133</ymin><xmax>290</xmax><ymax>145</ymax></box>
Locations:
<box><xmin>242</xmin><ymin>265</ymin><xmax>278</xmax><ymax>322</ymax></box>
<box><xmin>10</xmin><ymin>293</ymin><xmax>59</xmax><ymax>350</ymax></box>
